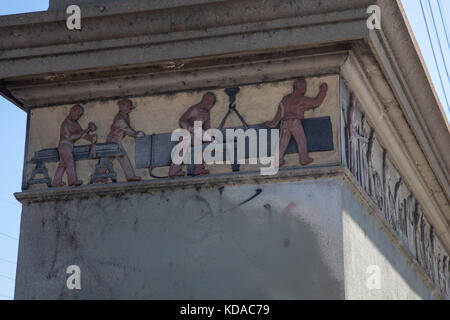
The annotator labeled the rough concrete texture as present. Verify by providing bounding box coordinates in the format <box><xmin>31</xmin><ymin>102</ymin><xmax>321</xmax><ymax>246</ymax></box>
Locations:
<box><xmin>15</xmin><ymin>179</ymin><xmax>345</xmax><ymax>299</ymax></box>
<box><xmin>342</xmin><ymin>186</ymin><xmax>436</xmax><ymax>300</ymax></box>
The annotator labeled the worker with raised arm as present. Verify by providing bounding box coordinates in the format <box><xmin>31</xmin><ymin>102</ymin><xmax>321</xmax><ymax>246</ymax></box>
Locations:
<box><xmin>265</xmin><ymin>79</ymin><xmax>328</xmax><ymax>167</ymax></box>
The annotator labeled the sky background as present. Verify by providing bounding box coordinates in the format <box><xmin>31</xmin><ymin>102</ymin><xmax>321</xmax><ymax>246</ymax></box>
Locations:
<box><xmin>0</xmin><ymin>0</ymin><xmax>449</xmax><ymax>300</ymax></box>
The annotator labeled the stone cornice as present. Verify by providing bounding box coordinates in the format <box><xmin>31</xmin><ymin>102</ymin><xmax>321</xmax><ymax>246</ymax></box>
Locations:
<box><xmin>0</xmin><ymin>0</ymin><xmax>223</xmax><ymax>27</ymax></box>
<box><xmin>341</xmin><ymin>53</ymin><xmax>450</xmax><ymax>253</ymax></box>
<box><xmin>15</xmin><ymin>165</ymin><xmax>346</xmax><ymax>204</ymax></box>
<box><xmin>5</xmin><ymin>49</ymin><xmax>349</xmax><ymax>108</ymax></box>
<box><xmin>13</xmin><ymin>162</ymin><xmax>447</xmax><ymax>299</ymax></box>
<box><xmin>374</xmin><ymin>0</ymin><xmax>449</xmax><ymax>202</ymax></box>
<box><xmin>365</xmin><ymin>32</ymin><xmax>450</xmax><ymax>201</ymax></box>
<box><xmin>0</xmin><ymin>0</ymin><xmax>372</xmax><ymax>28</ymax></box>
<box><xmin>0</xmin><ymin>7</ymin><xmax>368</xmax><ymax>81</ymax></box>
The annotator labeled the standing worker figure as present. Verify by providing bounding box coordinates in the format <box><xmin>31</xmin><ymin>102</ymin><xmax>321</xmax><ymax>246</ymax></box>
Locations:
<box><xmin>169</xmin><ymin>92</ymin><xmax>217</xmax><ymax>177</ymax></box>
<box><xmin>265</xmin><ymin>79</ymin><xmax>328</xmax><ymax>167</ymax></box>
<box><xmin>94</xmin><ymin>99</ymin><xmax>144</xmax><ymax>183</ymax></box>
<box><xmin>52</xmin><ymin>104</ymin><xmax>97</xmax><ymax>187</ymax></box>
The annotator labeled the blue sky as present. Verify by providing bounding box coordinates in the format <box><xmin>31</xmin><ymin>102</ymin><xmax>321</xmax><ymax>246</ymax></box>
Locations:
<box><xmin>0</xmin><ymin>1</ymin><xmax>449</xmax><ymax>300</ymax></box>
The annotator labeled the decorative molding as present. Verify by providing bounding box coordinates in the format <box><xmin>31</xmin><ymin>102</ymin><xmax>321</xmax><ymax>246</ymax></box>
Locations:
<box><xmin>15</xmin><ymin>165</ymin><xmax>345</xmax><ymax>204</ymax></box>
<box><xmin>7</xmin><ymin>51</ymin><xmax>348</xmax><ymax>108</ymax></box>
<box><xmin>341</xmin><ymin>53</ymin><xmax>450</xmax><ymax>285</ymax></box>
<box><xmin>0</xmin><ymin>6</ymin><xmax>369</xmax><ymax>80</ymax></box>
<box><xmin>366</xmin><ymin>30</ymin><xmax>449</xmax><ymax>214</ymax></box>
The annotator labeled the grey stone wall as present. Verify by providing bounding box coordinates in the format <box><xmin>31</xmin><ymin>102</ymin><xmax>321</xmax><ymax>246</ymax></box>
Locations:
<box><xmin>15</xmin><ymin>179</ymin><xmax>345</xmax><ymax>299</ymax></box>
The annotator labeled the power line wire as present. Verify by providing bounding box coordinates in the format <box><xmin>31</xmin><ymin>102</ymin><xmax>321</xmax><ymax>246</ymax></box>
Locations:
<box><xmin>0</xmin><ymin>197</ymin><xmax>21</xmax><ymax>209</ymax></box>
<box><xmin>0</xmin><ymin>258</ymin><xmax>16</xmax><ymax>265</ymax></box>
<box><xmin>437</xmin><ymin>0</ymin><xmax>450</xmax><ymax>51</ymax></box>
<box><xmin>428</xmin><ymin>0</ymin><xmax>450</xmax><ymax>82</ymax></box>
<box><xmin>0</xmin><ymin>231</ymin><xmax>18</xmax><ymax>241</ymax></box>
<box><xmin>0</xmin><ymin>274</ymin><xmax>15</xmax><ymax>281</ymax></box>
<box><xmin>420</xmin><ymin>0</ymin><xmax>450</xmax><ymax>114</ymax></box>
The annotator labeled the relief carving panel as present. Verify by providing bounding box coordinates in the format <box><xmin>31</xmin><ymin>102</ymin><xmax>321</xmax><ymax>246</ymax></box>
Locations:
<box><xmin>25</xmin><ymin>75</ymin><xmax>340</xmax><ymax>189</ymax></box>
<box><xmin>341</xmin><ymin>83</ymin><xmax>450</xmax><ymax>298</ymax></box>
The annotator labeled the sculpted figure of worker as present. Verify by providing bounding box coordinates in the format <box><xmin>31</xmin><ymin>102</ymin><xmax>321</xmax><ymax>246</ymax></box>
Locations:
<box><xmin>169</xmin><ymin>92</ymin><xmax>217</xmax><ymax>177</ymax></box>
<box><xmin>52</xmin><ymin>104</ymin><xmax>97</xmax><ymax>187</ymax></box>
<box><xmin>265</xmin><ymin>79</ymin><xmax>328</xmax><ymax>167</ymax></box>
<box><xmin>95</xmin><ymin>99</ymin><xmax>144</xmax><ymax>183</ymax></box>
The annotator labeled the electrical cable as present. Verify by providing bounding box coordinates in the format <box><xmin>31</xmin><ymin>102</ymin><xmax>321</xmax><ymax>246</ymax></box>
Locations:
<box><xmin>420</xmin><ymin>0</ymin><xmax>450</xmax><ymax>114</ymax></box>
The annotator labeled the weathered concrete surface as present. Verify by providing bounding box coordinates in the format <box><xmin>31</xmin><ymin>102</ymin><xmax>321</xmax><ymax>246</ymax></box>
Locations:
<box><xmin>48</xmin><ymin>0</ymin><xmax>217</xmax><ymax>11</ymax></box>
<box><xmin>340</xmin><ymin>79</ymin><xmax>450</xmax><ymax>298</ymax></box>
<box><xmin>15</xmin><ymin>179</ymin><xmax>345</xmax><ymax>299</ymax></box>
<box><xmin>15</xmin><ymin>174</ymin><xmax>442</xmax><ymax>299</ymax></box>
<box><xmin>342</xmin><ymin>186</ymin><xmax>437</xmax><ymax>300</ymax></box>
<box><xmin>0</xmin><ymin>1</ymin><xmax>370</xmax><ymax>80</ymax></box>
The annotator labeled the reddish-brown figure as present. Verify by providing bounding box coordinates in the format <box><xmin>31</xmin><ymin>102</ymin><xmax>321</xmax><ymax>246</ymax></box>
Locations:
<box><xmin>52</xmin><ymin>104</ymin><xmax>97</xmax><ymax>187</ymax></box>
<box><xmin>95</xmin><ymin>99</ymin><xmax>144</xmax><ymax>183</ymax></box>
<box><xmin>265</xmin><ymin>79</ymin><xmax>328</xmax><ymax>167</ymax></box>
<box><xmin>169</xmin><ymin>92</ymin><xmax>216</xmax><ymax>177</ymax></box>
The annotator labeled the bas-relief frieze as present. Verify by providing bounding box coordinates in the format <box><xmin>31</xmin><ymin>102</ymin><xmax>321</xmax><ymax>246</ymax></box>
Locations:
<box><xmin>342</xmin><ymin>89</ymin><xmax>450</xmax><ymax>298</ymax></box>
<box><xmin>25</xmin><ymin>76</ymin><xmax>339</xmax><ymax>189</ymax></box>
